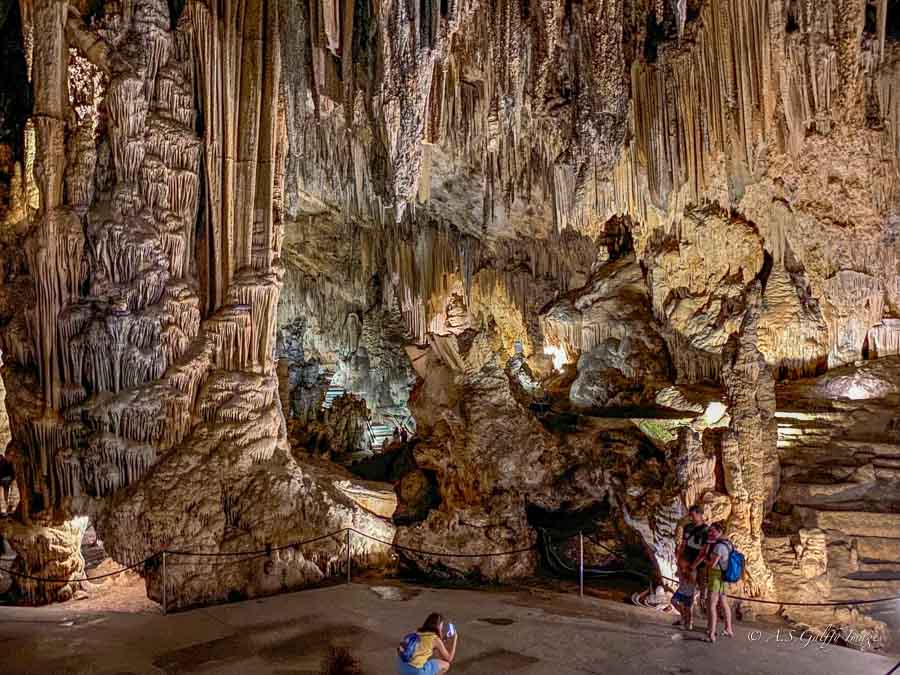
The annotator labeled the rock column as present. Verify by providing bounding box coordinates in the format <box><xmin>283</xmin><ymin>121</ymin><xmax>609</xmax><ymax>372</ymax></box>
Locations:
<box><xmin>720</xmin><ymin>282</ymin><xmax>779</xmax><ymax>603</ymax></box>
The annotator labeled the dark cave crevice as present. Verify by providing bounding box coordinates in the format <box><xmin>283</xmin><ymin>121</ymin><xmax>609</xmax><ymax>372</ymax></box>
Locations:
<box><xmin>0</xmin><ymin>0</ymin><xmax>29</xmax><ymax>161</ymax></box>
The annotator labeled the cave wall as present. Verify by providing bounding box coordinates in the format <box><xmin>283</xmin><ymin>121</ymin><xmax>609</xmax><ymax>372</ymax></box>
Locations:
<box><xmin>0</xmin><ymin>0</ymin><xmax>896</xmax><ymax>646</ymax></box>
<box><xmin>0</xmin><ymin>0</ymin><xmax>393</xmax><ymax>609</ymax></box>
<box><xmin>267</xmin><ymin>0</ymin><xmax>900</xmax><ymax>644</ymax></box>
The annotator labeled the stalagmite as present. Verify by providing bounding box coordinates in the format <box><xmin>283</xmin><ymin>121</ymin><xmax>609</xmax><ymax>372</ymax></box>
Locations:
<box><xmin>0</xmin><ymin>0</ymin><xmax>395</xmax><ymax>608</ymax></box>
<box><xmin>720</xmin><ymin>284</ymin><xmax>778</xmax><ymax>602</ymax></box>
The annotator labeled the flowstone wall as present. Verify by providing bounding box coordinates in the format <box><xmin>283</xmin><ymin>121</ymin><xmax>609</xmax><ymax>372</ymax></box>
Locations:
<box><xmin>0</xmin><ymin>0</ymin><xmax>393</xmax><ymax>610</ymax></box>
<box><xmin>0</xmin><ymin>0</ymin><xmax>897</xmax><ymax>649</ymax></box>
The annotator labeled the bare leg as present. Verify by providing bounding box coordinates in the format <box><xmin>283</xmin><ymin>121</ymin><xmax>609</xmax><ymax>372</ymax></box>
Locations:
<box><xmin>0</xmin><ymin>484</ymin><xmax>8</xmax><ymax>514</ymax></box>
<box><xmin>721</xmin><ymin>595</ymin><xmax>733</xmax><ymax>636</ymax></box>
<box><xmin>432</xmin><ymin>659</ymin><xmax>451</xmax><ymax>674</ymax></box>
<box><xmin>681</xmin><ymin>604</ymin><xmax>692</xmax><ymax>630</ymax></box>
<box><xmin>696</xmin><ymin>569</ymin><xmax>708</xmax><ymax>613</ymax></box>
<box><xmin>707</xmin><ymin>591</ymin><xmax>719</xmax><ymax>641</ymax></box>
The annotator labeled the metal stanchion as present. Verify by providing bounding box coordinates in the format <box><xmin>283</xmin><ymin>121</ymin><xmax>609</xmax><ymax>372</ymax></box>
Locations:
<box><xmin>162</xmin><ymin>551</ymin><xmax>167</xmax><ymax>615</ymax></box>
<box><xmin>346</xmin><ymin>529</ymin><xmax>351</xmax><ymax>584</ymax></box>
<box><xmin>579</xmin><ymin>532</ymin><xmax>584</xmax><ymax>598</ymax></box>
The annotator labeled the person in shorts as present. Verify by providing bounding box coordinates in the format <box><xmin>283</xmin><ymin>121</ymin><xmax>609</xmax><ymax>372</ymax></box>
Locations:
<box><xmin>704</xmin><ymin>522</ymin><xmax>734</xmax><ymax>642</ymax></box>
<box><xmin>396</xmin><ymin>612</ymin><xmax>458</xmax><ymax>675</ymax></box>
<box><xmin>671</xmin><ymin>558</ymin><xmax>696</xmax><ymax>630</ymax></box>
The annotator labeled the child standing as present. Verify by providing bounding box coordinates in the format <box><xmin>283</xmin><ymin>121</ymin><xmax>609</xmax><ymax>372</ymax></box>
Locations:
<box><xmin>671</xmin><ymin>559</ymin><xmax>696</xmax><ymax>630</ymax></box>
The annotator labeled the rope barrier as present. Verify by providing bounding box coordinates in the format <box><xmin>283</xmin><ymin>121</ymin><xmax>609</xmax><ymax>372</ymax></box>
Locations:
<box><xmin>349</xmin><ymin>529</ymin><xmax>537</xmax><ymax>558</ymax></box>
<box><xmin>538</xmin><ymin>530</ymin><xmax>640</xmax><ymax>579</ymax></box>
<box><xmin>0</xmin><ymin>526</ymin><xmax>898</xmax><ymax>609</ymax></box>
<box><xmin>0</xmin><ymin>553</ymin><xmax>161</xmax><ymax>584</ymax></box>
<box><xmin>537</xmin><ymin>531</ymin><xmax>900</xmax><ymax>608</ymax></box>
<box><xmin>0</xmin><ymin>527</ymin><xmax>534</xmax><ymax>584</ymax></box>
<box><xmin>166</xmin><ymin>530</ymin><xmax>347</xmax><ymax>557</ymax></box>
<box><xmin>658</xmin><ymin>573</ymin><xmax>900</xmax><ymax>607</ymax></box>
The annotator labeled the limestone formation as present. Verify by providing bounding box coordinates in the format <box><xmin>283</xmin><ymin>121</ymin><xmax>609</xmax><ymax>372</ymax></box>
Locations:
<box><xmin>541</xmin><ymin>254</ymin><xmax>672</xmax><ymax>408</ymax></box>
<box><xmin>0</xmin><ymin>0</ymin><xmax>897</xmax><ymax>652</ymax></box>
<box><xmin>0</xmin><ymin>0</ymin><xmax>393</xmax><ymax>610</ymax></box>
<box><xmin>720</xmin><ymin>284</ymin><xmax>779</xmax><ymax>604</ymax></box>
<box><xmin>1</xmin><ymin>515</ymin><xmax>87</xmax><ymax>604</ymax></box>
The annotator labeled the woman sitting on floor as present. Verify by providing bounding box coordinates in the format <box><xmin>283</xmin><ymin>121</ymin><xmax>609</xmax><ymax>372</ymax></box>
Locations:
<box><xmin>396</xmin><ymin>612</ymin><xmax>458</xmax><ymax>675</ymax></box>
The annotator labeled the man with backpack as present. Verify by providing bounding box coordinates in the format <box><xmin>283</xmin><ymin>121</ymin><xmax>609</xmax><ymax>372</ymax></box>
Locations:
<box><xmin>703</xmin><ymin>522</ymin><xmax>737</xmax><ymax>642</ymax></box>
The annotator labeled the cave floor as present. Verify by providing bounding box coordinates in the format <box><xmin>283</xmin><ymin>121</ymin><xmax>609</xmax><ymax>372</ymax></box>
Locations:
<box><xmin>0</xmin><ymin>581</ymin><xmax>895</xmax><ymax>675</ymax></box>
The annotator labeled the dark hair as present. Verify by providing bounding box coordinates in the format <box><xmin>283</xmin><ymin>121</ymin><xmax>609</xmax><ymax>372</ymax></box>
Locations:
<box><xmin>709</xmin><ymin>521</ymin><xmax>724</xmax><ymax>533</ymax></box>
<box><xmin>688</xmin><ymin>505</ymin><xmax>703</xmax><ymax>515</ymax></box>
<box><xmin>419</xmin><ymin>613</ymin><xmax>444</xmax><ymax>634</ymax></box>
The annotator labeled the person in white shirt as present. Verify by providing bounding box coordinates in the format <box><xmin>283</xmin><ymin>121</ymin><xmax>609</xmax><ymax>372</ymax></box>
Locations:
<box><xmin>703</xmin><ymin>522</ymin><xmax>734</xmax><ymax>642</ymax></box>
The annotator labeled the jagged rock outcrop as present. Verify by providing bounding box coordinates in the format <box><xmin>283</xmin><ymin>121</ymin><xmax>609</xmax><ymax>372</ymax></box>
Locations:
<box><xmin>641</xmin><ymin>207</ymin><xmax>766</xmax><ymax>383</ymax></box>
<box><xmin>396</xmin><ymin>346</ymin><xmax>546</xmax><ymax>579</ymax></box>
<box><xmin>397</xmin><ymin>326</ymin><xmax>698</xmax><ymax>586</ymax></box>
<box><xmin>541</xmin><ymin>254</ymin><xmax>672</xmax><ymax>407</ymax></box>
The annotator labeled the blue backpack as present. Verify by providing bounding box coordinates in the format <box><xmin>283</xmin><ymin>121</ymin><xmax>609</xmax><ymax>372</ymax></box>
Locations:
<box><xmin>399</xmin><ymin>633</ymin><xmax>420</xmax><ymax>663</ymax></box>
<box><xmin>721</xmin><ymin>540</ymin><xmax>745</xmax><ymax>583</ymax></box>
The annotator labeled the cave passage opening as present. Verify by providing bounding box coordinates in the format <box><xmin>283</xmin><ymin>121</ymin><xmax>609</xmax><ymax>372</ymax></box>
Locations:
<box><xmin>526</xmin><ymin>499</ymin><xmax>655</xmax><ymax>588</ymax></box>
<box><xmin>322</xmin><ymin>369</ymin><xmax>416</xmax><ymax>453</ymax></box>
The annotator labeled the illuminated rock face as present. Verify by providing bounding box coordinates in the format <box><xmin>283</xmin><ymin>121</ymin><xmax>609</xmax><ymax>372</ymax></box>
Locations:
<box><xmin>0</xmin><ymin>0</ymin><xmax>898</xmax><ymax>646</ymax></box>
<box><xmin>541</xmin><ymin>254</ymin><xmax>672</xmax><ymax>408</ymax></box>
<box><xmin>0</xmin><ymin>0</ymin><xmax>393</xmax><ymax>609</ymax></box>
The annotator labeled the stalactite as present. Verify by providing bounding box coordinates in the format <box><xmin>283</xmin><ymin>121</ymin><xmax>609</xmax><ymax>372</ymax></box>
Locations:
<box><xmin>663</xmin><ymin>331</ymin><xmax>724</xmax><ymax>384</ymax></box>
<box><xmin>189</xmin><ymin>0</ymin><xmax>282</xmax><ymax>314</ymax></box>
<box><xmin>2</xmin><ymin>0</ymin><xmax>209</xmax><ymax>518</ymax></box>
<box><xmin>591</xmin><ymin>0</ymin><xmax>897</xmax><ymax>235</ymax></box>
<box><xmin>867</xmin><ymin>319</ymin><xmax>900</xmax><ymax>358</ymax></box>
<box><xmin>206</xmin><ymin>306</ymin><xmax>254</xmax><ymax>371</ymax></box>
<box><xmin>285</xmin><ymin>0</ymin><xmax>630</xmax><ymax>231</ymax></box>
<box><xmin>226</xmin><ymin>268</ymin><xmax>284</xmax><ymax>368</ymax></box>
<box><xmin>874</xmin><ymin>55</ymin><xmax>900</xmax><ymax>211</ymax></box>
<box><xmin>54</xmin><ymin>448</ymin><xmax>83</xmax><ymax>498</ymax></box>
<box><xmin>822</xmin><ymin>270</ymin><xmax>885</xmax><ymax>367</ymax></box>
<box><xmin>757</xmin><ymin>265</ymin><xmax>829</xmax><ymax>378</ymax></box>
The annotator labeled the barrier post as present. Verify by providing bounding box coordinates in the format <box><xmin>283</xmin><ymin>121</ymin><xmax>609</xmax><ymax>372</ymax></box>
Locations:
<box><xmin>346</xmin><ymin>529</ymin><xmax>351</xmax><ymax>584</ymax></box>
<box><xmin>579</xmin><ymin>532</ymin><xmax>584</xmax><ymax>598</ymax></box>
<box><xmin>162</xmin><ymin>551</ymin><xmax>167</xmax><ymax>615</ymax></box>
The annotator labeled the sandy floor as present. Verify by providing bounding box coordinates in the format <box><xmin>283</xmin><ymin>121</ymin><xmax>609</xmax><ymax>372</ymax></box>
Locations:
<box><xmin>66</xmin><ymin>561</ymin><xmax>160</xmax><ymax>614</ymax></box>
<box><xmin>0</xmin><ymin>580</ymin><xmax>896</xmax><ymax>675</ymax></box>
<box><xmin>0</xmin><ymin>559</ymin><xmax>158</xmax><ymax>615</ymax></box>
